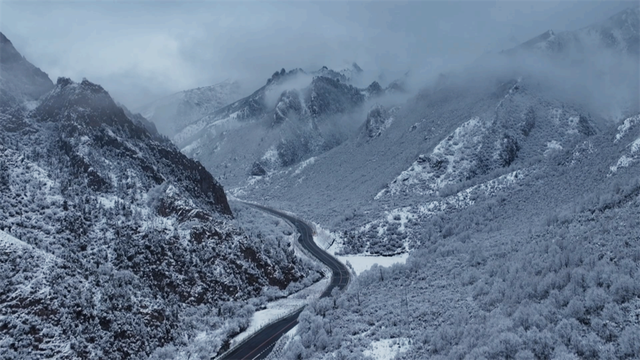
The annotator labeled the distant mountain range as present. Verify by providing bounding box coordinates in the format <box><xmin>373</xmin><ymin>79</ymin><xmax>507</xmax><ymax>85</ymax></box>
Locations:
<box><xmin>504</xmin><ymin>6</ymin><xmax>639</xmax><ymax>56</ymax></box>
<box><xmin>231</xmin><ymin>5</ymin><xmax>639</xmax><ymax>245</ymax></box>
<box><xmin>161</xmin><ymin>63</ymin><xmax>405</xmax><ymax>185</ymax></box>
<box><xmin>136</xmin><ymin>79</ymin><xmax>246</xmax><ymax>138</ymax></box>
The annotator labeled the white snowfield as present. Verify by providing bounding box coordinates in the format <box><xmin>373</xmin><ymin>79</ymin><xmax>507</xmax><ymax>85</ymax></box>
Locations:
<box><xmin>609</xmin><ymin>114</ymin><xmax>640</xmax><ymax>174</ymax></box>
<box><xmin>544</xmin><ymin>140</ymin><xmax>563</xmax><ymax>156</ymax></box>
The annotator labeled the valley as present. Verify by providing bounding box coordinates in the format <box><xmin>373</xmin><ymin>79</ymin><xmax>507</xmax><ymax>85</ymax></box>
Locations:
<box><xmin>1</xmin><ymin>3</ymin><xmax>639</xmax><ymax>360</ymax></box>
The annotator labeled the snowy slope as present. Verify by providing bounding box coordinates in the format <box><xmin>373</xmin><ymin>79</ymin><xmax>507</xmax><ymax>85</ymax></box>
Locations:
<box><xmin>136</xmin><ymin>79</ymin><xmax>245</xmax><ymax>137</ymax></box>
<box><xmin>246</xmin><ymin>8</ymin><xmax>640</xmax><ymax>359</ymax></box>
<box><xmin>0</xmin><ymin>34</ymin><xmax>318</xmax><ymax>359</ymax></box>
<box><xmin>171</xmin><ymin>65</ymin><xmax>403</xmax><ymax>186</ymax></box>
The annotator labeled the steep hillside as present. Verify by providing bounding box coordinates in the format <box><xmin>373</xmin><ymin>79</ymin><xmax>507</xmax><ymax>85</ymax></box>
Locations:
<box><xmin>172</xmin><ymin>65</ymin><xmax>400</xmax><ymax>185</ymax></box>
<box><xmin>0</xmin><ymin>34</ymin><xmax>317</xmax><ymax>359</ymax></box>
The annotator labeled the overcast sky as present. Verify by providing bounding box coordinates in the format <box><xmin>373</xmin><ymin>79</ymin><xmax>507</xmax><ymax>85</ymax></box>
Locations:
<box><xmin>0</xmin><ymin>1</ymin><xmax>634</xmax><ymax>109</ymax></box>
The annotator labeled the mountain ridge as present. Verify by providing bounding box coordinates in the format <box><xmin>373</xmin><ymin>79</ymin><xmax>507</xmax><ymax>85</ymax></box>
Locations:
<box><xmin>171</xmin><ymin>64</ymin><xmax>406</xmax><ymax>185</ymax></box>
<box><xmin>0</xmin><ymin>33</ymin><xmax>318</xmax><ymax>359</ymax></box>
<box><xmin>504</xmin><ymin>6</ymin><xmax>640</xmax><ymax>56</ymax></box>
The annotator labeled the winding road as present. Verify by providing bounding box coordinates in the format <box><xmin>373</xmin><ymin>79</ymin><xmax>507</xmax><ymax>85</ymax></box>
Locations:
<box><xmin>216</xmin><ymin>203</ymin><xmax>350</xmax><ymax>360</ymax></box>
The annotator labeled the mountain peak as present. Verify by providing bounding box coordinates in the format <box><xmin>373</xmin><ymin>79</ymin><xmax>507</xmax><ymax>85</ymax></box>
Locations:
<box><xmin>137</xmin><ymin>79</ymin><xmax>245</xmax><ymax>137</ymax></box>
<box><xmin>37</xmin><ymin>77</ymin><xmax>135</xmax><ymax>131</ymax></box>
<box><xmin>56</xmin><ymin>76</ymin><xmax>73</xmax><ymax>87</ymax></box>
<box><xmin>80</xmin><ymin>77</ymin><xmax>109</xmax><ymax>95</ymax></box>
<box><xmin>517</xmin><ymin>29</ymin><xmax>556</xmax><ymax>50</ymax></box>
<box><xmin>266</xmin><ymin>67</ymin><xmax>306</xmax><ymax>85</ymax></box>
<box><xmin>595</xmin><ymin>5</ymin><xmax>640</xmax><ymax>27</ymax></box>
<box><xmin>505</xmin><ymin>6</ymin><xmax>640</xmax><ymax>56</ymax></box>
<box><xmin>612</xmin><ymin>5</ymin><xmax>640</xmax><ymax>20</ymax></box>
<box><xmin>50</xmin><ymin>77</ymin><xmax>110</xmax><ymax>99</ymax></box>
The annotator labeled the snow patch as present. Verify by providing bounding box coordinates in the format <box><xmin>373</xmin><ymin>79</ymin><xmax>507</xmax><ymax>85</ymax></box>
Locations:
<box><xmin>418</xmin><ymin>169</ymin><xmax>528</xmax><ymax>216</ymax></box>
<box><xmin>610</xmin><ymin>155</ymin><xmax>634</xmax><ymax>173</ymax></box>
<box><xmin>544</xmin><ymin>140</ymin><xmax>563</xmax><ymax>156</ymax></box>
<box><xmin>180</xmin><ymin>138</ymin><xmax>202</xmax><ymax>155</ymax></box>
<box><xmin>362</xmin><ymin>338</ymin><xmax>411</xmax><ymax>360</ymax></box>
<box><xmin>313</xmin><ymin>224</ymin><xmax>409</xmax><ymax>275</ymax></box>
<box><xmin>338</xmin><ymin>253</ymin><xmax>409</xmax><ymax>276</ymax></box>
<box><xmin>610</xmin><ymin>136</ymin><xmax>640</xmax><ymax>173</ymax></box>
<box><xmin>615</xmin><ymin>114</ymin><xmax>640</xmax><ymax>143</ymax></box>
<box><xmin>385</xmin><ymin>116</ymin><xmax>487</xmax><ymax>196</ymax></box>
<box><xmin>98</xmin><ymin>195</ymin><xmax>119</xmax><ymax>209</ymax></box>
<box><xmin>567</xmin><ymin>116</ymin><xmax>580</xmax><ymax>134</ymax></box>
<box><xmin>293</xmin><ymin>157</ymin><xmax>316</xmax><ymax>176</ymax></box>
<box><xmin>262</xmin><ymin>146</ymin><xmax>279</xmax><ymax>164</ymax></box>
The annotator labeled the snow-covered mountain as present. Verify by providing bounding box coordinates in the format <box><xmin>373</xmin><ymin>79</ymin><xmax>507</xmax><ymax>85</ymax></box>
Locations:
<box><xmin>0</xmin><ymin>32</ymin><xmax>318</xmax><ymax>359</ymax></box>
<box><xmin>171</xmin><ymin>64</ymin><xmax>401</xmax><ymax>185</ymax></box>
<box><xmin>232</xmin><ymin>6</ymin><xmax>639</xmax><ymax>220</ymax></box>
<box><xmin>136</xmin><ymin>79</ymin><xmax>245</xmax><ymax>138</ymax></box>
<box><xmin>241</xmin><ymin>7</ymin><xmax>640</xmax><ymax>359</ymax></box>
<box><xmin>2</xmin><ymin>4</ymin><xmax>640</xmax><ymax>360</ymax></box>
<box><xmin>505</xmin><ymin>6</ymin><xmax>639</xmax><ymax>56</ymax></box>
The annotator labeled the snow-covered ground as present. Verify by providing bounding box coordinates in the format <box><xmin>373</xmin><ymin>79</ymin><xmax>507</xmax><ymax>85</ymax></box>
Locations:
<box><xmin>362</xmin><ymin>338</ymin><xmax>411</xmax><ymax>360</ymax></box>
<box><xmin>314</xmin><ymin>224</ymin><xmax>409</xmax><ymax>275</ymax></box>
<box><xmin>338</xmin><ymin>253</ymin><xmax>409</xmax><ymax>276</ymax></box>
<box><xmin>229</xmin><ymin>276</ymin><xmax>329</xmax><ymax>347</ymax></box>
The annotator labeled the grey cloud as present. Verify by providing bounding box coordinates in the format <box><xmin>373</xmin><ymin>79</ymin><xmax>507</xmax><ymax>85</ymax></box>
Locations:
<box><xmin>0</xmin><ymin>1</ymin><xmax>634</xmax><ymax>109</ymax></box>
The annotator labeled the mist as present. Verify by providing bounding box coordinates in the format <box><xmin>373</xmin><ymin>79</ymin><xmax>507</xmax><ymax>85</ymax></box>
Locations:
<box><xmin>264</xmin><ymin>72</ymin><xmax>314</xmax><ymax>110</ymax></box>
<box><xmin>455</xmin><ymin>43</ymin><xmax>640</xmax><ymax>122</ymax></box>
<box><xmin>1</xmin><ymin>1</ymin><xmax>634</xmax><ymax>109</ymax></box>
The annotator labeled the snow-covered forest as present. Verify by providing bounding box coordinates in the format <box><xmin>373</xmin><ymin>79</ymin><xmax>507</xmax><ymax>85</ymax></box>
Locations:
<box><xmin>2</xmin><ymin>3</ymin><xmax>640</xmax><ymax>360</ymax></box>
<box><xmin>0</xmin><ymin>33</ymin><xmax>318</xmax><ymax>359</ymax></box>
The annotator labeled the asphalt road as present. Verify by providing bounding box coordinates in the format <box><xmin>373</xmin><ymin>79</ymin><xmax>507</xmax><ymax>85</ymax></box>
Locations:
<box><xmin>216</xmin><ymin>203</ymin><xmax>350</xmax><ymax>360</ymax></box>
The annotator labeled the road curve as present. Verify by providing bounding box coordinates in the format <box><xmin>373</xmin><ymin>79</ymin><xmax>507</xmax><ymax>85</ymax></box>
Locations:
<box><xmin>216</xmin><ymin>203</ymin><xmax>350</xmax><ymax>360</ymax></box>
